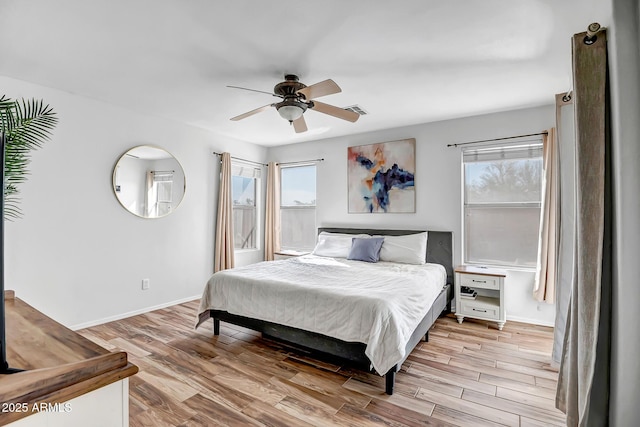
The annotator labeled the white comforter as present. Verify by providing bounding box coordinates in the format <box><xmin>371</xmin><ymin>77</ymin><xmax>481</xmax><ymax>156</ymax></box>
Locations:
<box><xmin>196</xmin><ymin>255</ymin><xmax>446</xmax><ymax>375</ymax></box>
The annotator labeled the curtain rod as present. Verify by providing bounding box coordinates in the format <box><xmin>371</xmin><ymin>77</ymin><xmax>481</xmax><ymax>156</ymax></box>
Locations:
<box><xmin>277</xmin><ymin>158</ymin><xmax>324</xmax><ymax>167</ymax></box>
<box><xmin>447</xmin><ymin>131</ymin><xmax>548</xmax><ymax>148</ymax></box>
<box><xmin>212</xmin><ymin>151</ymin><xmax>267</xmax><ymax>167</ymax></box>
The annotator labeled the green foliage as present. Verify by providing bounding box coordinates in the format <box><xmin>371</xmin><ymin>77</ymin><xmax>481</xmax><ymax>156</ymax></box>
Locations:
<box><xmin>0</xmin><ymin>96</ymin><xmax>58</xmax><ymax>220</ymax></box>
<box><xmin>468</xmin><ymin>159</ymin><xmax>542</xmax><ymax>203</ymax></box>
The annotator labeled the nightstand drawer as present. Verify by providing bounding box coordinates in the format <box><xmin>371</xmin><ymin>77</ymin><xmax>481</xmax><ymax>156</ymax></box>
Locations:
<box><xmin>459</xmin><ymin>274</ymin><xmax>500</xmax><ymax>290</ymax></box>
<box><xmin>459</xmin><ymin>298</ymin><xmax>500</xmax><ymax>320</ymax></box>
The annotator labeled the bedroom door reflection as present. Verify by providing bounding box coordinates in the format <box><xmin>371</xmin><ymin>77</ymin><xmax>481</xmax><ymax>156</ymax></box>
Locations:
<box><xmin>147</xmin><ymin>170</ymin><xmax>174</xmax><ymax>217</ymax></box>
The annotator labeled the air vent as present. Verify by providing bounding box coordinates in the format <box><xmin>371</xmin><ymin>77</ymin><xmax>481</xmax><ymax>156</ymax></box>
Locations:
<box><xmin>344</xmin><ymin>105</ymin><xmax>368</xmax><ymax>115</ymax></box>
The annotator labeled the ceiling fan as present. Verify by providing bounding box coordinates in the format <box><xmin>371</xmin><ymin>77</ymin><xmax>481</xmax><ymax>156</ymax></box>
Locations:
<box><xmin>228</xmin><ymin>74</ymin><xmax>359</xmax><ymax>133</ymax></box>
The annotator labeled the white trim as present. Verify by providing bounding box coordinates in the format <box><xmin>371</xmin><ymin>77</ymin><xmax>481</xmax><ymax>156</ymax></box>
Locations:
<box><xmin>465</xmin><ymin>262</ymin><xmax>537</xmax><ymax>273</ymax></box>
<box><xmin>122</xmin><ymin>378</ymin><xmax>129</xmax><ymax>427</ymax></box>
<box><xmin>69</xmin><ymin>294</ymin><xmax>200</xmax><ymax>331</ymax></box>
<box><xmin>278</xmin><ymin>160</ymin><xmax>318</xmax><ymax>168</ymax></box>
<box><xmin>234</xmin><ymin>248</ymin><xmax>261</xmax><ymax>254</ymax></box>
<box><xmin>506</xmin><ymin>314</ymin><xmax>554</xmax><ymax>327</ymax></box>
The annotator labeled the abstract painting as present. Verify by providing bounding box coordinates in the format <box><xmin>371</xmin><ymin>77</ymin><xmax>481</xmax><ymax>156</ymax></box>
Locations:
<box><xmin>348</xmin><ymin>139</ymin><xmax>415</xmax><ymax>213</ymax></box>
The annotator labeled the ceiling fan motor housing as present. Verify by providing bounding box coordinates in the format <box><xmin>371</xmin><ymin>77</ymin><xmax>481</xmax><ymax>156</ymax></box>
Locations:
<box><xmin>274</xmin><ymin>74</ymin><xmax>307</xmax><ymax>98</ymax></box>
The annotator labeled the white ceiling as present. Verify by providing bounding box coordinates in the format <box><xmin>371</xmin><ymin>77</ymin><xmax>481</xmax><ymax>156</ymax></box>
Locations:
<box><xmin>0</xmin><ymin>0</ymin><xmax>611</xmax><ymax>147</ymax></box>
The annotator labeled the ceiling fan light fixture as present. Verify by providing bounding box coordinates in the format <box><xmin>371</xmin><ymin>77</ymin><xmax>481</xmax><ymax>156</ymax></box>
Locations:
<box><xmin>276</xmin><ymin>98</ymin><xmax>308</xmax><ymax>122</ymax></box>
<box><xmin>277</xmin><ymin>105</ymin><xmax>304</xmax><ymax>122</ymax></box>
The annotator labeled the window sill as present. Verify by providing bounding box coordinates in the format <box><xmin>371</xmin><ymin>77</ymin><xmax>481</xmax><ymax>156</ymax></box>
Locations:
<box><xmin>234</xmin><ymin>248</ymin><xmax>260</xmax><ymax>254</ymax></box>
<box><xmin>464</xmin><ymin>262</ymin><xmax>537</xmax><ymax>273</ymax></box>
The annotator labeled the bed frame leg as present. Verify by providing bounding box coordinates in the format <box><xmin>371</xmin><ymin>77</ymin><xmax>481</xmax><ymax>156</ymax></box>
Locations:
<box><xmin>385</xmin><ymin>367</ymin><xmax>396</xmax><ymax>395</ymax></box>
<box><xmin>213</xmin><ymin>318</ymin><xmax>220</xmax><ymax>335</ymax></box>
<box><xmin>424</xmin><ymin>330</ymin><xmax>429</xmax><ymax>342</ymax></box>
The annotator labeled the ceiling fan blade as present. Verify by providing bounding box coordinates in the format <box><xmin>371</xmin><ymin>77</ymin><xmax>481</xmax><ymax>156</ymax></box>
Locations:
<box><xmin>227</xmin><ymin>86</ymin><xmax>283</xmax><ymax>98</ymax></box>
<box><xmin>296</xmin><ymin>79</ymin><xmax>341</xmax><ymax>100</ymax></box>
<box><xmin>311</xmin><ymin>101</ymin><xmax>360</xmax><ymax>122</ymax></box>
<box><xmin>230</xmin><ymin>104</ymin><xmax>273</xmax><ymax>121</ymax></box>
<box><xmin>292</xmin><ymin>115</ymin><xmax>308</xmax><ymax>133</ymax></box>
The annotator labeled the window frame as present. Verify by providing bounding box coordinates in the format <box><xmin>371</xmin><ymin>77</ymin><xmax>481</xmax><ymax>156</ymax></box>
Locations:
<box><xmin>279</xmin><ymin>163</ymin><xmax>317</xmax><ymax>252</ymax></box>
<box><xmin>231</xmin><ymin>162</ymin><xmax>261</xmax><ymax>252</ymax></box>
<box><xmin>461</xmin><ymin>140</ymin><xmax>543</xmax><ymax>270</ymax></box>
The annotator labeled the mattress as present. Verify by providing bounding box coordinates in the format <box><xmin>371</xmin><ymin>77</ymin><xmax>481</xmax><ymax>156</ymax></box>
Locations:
<box><xmin>196</xmin><ymin>255</ymin><xmax>447</xmax><ymax>374</ymax></box>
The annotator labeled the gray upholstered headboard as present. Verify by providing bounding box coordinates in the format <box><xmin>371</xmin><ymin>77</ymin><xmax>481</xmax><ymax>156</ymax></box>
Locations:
<box><xmin>317</xmin><ymin>227</ymin><xmax>454</xmax><ymax>285</ymax></box>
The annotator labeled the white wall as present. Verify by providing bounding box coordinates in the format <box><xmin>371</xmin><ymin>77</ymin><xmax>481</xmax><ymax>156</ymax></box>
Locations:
<box><xmin>268</xmin><ymin>105</ymin><xmax>557</xmax><ymax>326</ymax></box>
<box><xmin>1</xmin><ymin>76</ymin><xmax>267</xmax><ymax>329</ymax></box>
<box><xmin>1</xmin><ymin>74</ymin><xmax>557</xmax><ymax>328</ymax></box>
<box><xmin>8</xmin><ymin>380</ymin><xmax>128</xmax><ymax>427</ymax></box>
<box><xmin>609</xmin><ymin>0</ymin><xmax>640</xmax><ymax>423</ymax></box>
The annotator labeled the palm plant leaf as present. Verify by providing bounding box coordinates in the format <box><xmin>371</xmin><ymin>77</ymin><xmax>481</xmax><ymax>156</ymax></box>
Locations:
<box><xmin>0</xmin><ymin>96</ymin><xmax>58</xmax><ymax>220</ymax></box>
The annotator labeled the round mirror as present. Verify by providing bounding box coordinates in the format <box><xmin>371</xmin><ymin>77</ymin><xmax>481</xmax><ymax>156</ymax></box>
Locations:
<box><xmin>112</xmin><ymin>146</ymin><xmax>186</xmax><ymax>218</ymax></box>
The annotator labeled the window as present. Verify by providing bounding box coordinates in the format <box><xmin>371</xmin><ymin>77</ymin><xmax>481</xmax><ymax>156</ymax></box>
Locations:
<box><xmin>280</xmin><ymin>164</ymin><xmax>317</xmax><ymax>251</ymax></box>
<box><xmin>462</xmin><ymin>141</ymin><xmax>543</xmax><ymax>268</ymax></box>
<box><xmin>232</xmin><ymin>163</ymin><xmax>261</xmax><ymax>250</ymax></box>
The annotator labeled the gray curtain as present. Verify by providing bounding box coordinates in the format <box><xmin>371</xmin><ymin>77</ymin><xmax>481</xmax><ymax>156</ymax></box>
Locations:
<box><xmin>608</xmin><ymin>0</ymin><xmax>640</xmax><ymax>423</ymax></box>
<box><xmin>556</xmin><ymin>28</ymin><xmax>612</xmax><ymax>426</ymax></box>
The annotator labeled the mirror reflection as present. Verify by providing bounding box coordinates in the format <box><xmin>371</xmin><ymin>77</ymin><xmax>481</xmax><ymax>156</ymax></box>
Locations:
<box><xmin>113</xmin><ymin>146</ymin><xmax>186</xmax><ymax>218</ymax></box>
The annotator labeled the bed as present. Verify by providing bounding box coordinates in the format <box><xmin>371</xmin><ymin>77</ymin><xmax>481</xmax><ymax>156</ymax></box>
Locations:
<box><xmin>196</xmin><ymin>228</ymin><xmax>453</xmax><ymax>395</ymax></box>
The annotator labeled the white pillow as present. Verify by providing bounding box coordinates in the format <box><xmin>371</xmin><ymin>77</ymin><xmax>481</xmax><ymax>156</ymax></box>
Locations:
<box><xmin>312</xmin><ymin>232</ymin><xmax>367</xmax><ymax>258</ymax></box>
<box><xmin>378</xmin><ymin>232</ymin><xmax>428</xmax><ymax>264</ymax></box>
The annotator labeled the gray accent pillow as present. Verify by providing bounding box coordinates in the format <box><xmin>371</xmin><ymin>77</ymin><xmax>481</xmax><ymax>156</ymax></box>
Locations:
<box><xmin>347</xmin><ymin>237</ymin><xmax>385</xmax><ymax>263</ymax></box>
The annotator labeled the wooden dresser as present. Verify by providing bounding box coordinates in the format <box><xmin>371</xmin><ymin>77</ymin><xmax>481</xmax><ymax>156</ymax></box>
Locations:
<box><xmin>0</xmin><ymin>291</ymin><xmax>138</xmax><ymax>426</ymax></box>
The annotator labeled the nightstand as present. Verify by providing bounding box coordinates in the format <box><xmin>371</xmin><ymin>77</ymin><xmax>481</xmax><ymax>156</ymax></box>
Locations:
<box><xmin>454</xmin><ymin>265</ymin><xmax>507</xmax><ymax>330</ymax></box>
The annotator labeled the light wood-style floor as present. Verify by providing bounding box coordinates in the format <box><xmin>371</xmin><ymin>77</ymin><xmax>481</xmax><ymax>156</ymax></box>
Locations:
<box><xmin>78</xmin><ymin>300</ymin><xmax>565</xmax><ymax>426</ymax></box>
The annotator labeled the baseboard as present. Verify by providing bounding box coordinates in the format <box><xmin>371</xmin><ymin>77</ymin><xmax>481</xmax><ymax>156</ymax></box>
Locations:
<box><xmin>70</xmin><ymin>294</ymin><xmax>201</xmax><ymax>331</ymax></box>
<box><xmin>506</xmin><ymin>315</ymin><xmax>555</xmax><ymax>327</ymax></box>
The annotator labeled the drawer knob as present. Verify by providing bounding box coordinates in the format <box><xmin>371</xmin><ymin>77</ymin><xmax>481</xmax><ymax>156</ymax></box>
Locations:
<box><xmin>472</xmin><ymin>279</ymin><xmax>486</xmax><ymax>283</ymax></box>
<box><xmin>472</xmin><ymin>308</ymin><xmax>487</xmax><ymax>313</ymax></box>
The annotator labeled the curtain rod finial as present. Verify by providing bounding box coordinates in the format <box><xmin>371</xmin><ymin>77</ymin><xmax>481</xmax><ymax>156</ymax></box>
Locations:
<box><xmin>584</xmin><ymin>22</ymin><xmax>603</xmax><ymax>45</ymax></box>
<box><xmin>587</xmin><ymin>22</ymin><xmax>601</xmax><ymax>36</ymax></box>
